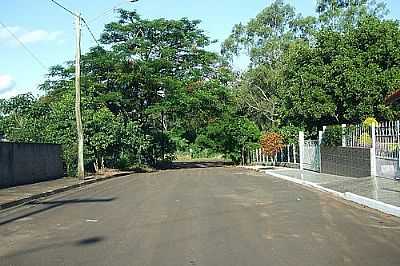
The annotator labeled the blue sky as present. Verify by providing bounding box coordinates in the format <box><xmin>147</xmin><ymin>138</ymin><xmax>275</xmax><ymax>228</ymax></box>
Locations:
<box><xmin>1</xmin><ymin>0</ymin><xmax>399</xmax><ymax>99</ymax></box>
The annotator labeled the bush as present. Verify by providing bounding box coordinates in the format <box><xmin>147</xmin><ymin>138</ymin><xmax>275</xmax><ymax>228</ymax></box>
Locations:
<box><xmin>322</xmin><ymin>125</ymin><xmax>342</xmax><ymax>147</ymax></box>
<box><xmin>260</xmin><ymin>132</ymin><xmax>284</xmax><ymax>157</ymax></box>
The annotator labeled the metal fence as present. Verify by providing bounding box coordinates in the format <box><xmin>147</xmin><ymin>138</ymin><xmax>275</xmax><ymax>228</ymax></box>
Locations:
<box><xmin>249</xmin><ymin>144</ymin><xmax>299</xmax><ymax>166</ymax></box>
<box><xmin>375</xmin><ymin>121</ymin><xmax>400</xmax><ymax>160</ymax></box>
<box><xmin>303</xmin><ymin>140</ymin><xmax>321</xmax><ymax>172</ymax></box>
<box><xmin>346</xmin><ymin>124</ymin><xmax>372</xmax><ymax>148</ymax></box>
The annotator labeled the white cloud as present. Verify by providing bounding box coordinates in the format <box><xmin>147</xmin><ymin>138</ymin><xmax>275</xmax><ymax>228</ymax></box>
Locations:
<box><xmin>19</xmin><ymin>30</ymin><xmax>63</xmax><ymax>44</ymax></box>
<box><xmin>0</xmin><ymin>26</ymin><xmax>63</xmax><ymax>45</ymax></box>
<box><xmin>0</xmin><ymin>26</ymin><xmax>21</xmax><ymax>41</ymax></box>
<box><xmin>0</xmin><ymin>74</ymin><xmax>16</xmax><ymax>95</ymax></box>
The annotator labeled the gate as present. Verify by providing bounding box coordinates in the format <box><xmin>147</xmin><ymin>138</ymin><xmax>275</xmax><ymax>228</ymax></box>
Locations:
<box><xmin>303</xmin><ymin>140</ymin><xmax>321</xmax><ymax>172</ymax></box>
<box><xmin>375</xmin><ymin>121</ymin><xmax>400</xmax><ymax>179</ymax></box>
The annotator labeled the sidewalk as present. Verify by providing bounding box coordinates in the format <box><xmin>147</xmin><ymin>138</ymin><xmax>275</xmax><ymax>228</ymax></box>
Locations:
<box><xmin>0</xmin><ymin>171</ymin><xmax>133</xmax><ymax>210</ymax></box>
<box><xmin>243</xmin><ymin>165</ymin><xmax>400</xmax><ymax>212</ymax></box>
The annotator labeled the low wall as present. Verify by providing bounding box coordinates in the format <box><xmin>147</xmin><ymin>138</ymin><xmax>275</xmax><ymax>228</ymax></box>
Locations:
<box><xmin>321</xmin><ymin>146</ymin><xmax>371</xmax><ymax>178</ymax></box>
<box><xmin>0</xmin><ymin>142</ymin><xmax>64</xmax><ymax>188</ymax></box>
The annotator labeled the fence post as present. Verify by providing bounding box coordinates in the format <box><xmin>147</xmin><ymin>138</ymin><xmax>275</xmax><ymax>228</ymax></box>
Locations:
<box><xmin>287</xmin><ymin>145</ymin><xmax>290</xmax><ymax>163</ymax></box>
<box><xmin>293</xmin><ymin>144</ymin><xmax>297</xmax><ymax>164</ymax></box>
<box><xmin>299</xmin><ymin>131</ymin><xmax>305</xmax><ymax>171</ymax></box>
<box><xmin>371</xmin><ymin>124</ymin><xmax>377</xmax><ymax>177</ymax></box>
<box><xmin>342</xmin><ymin>124</ymin><xmax>347</xmax><ymax>147</ymax></box>
<box><xmin>318</xmin><ymin>131</ymin><xmax>323</xmax><ymax>145</ymax></box>
<box><xmin>262</xmin><ymin>151</ymin><xmax>266</xmax><ymax>164</ymax></box>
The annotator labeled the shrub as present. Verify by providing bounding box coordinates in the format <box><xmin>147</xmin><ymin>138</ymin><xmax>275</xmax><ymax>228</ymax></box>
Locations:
<box><xmin>260</xmin><ymin>132</ymin><xmax>284</xmax><ymax>157</ymax></box>
<box><xmin>322</xmin><ymin>125</ymin><xmax>342</xmax><ymax>147</ymax></box>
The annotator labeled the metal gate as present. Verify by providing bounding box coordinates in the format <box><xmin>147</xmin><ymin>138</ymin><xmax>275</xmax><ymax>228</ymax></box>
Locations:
<box><xmin>304</xmin><ymin>140</ymin><xmax>321</xmax><ymax>172</ymax></box>
<box><xmin>375</xmin><ymin>121</ymin><xmax>400</xmax><ymax>179</ymax></box>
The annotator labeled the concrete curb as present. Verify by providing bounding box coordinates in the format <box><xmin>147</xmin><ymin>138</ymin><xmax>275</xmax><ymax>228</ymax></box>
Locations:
<box><xmin>343</xmin><ymin>192</ymin><xmax>400</xmax><ymax>218</ymax></box>
<box><xmin>263</xmin><ymin>171</ymin><xmax>345</xmax><ymax>199</ymax></box>
<box><xmin>241</xmin><ymin>166</ymin><xmax>400</xmax><ymax>218</ymax></box>
<box><xmin>0</xmin><ymin>172</ymin><xmax>132</xmax><ymax>211</ymax></box>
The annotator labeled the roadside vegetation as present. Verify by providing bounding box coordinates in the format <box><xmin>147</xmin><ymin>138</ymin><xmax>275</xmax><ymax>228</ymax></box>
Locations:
<box><xmin>1</xmin><ymin>0</ymin><xmax>400</xmax><ymax>175</ymax></box>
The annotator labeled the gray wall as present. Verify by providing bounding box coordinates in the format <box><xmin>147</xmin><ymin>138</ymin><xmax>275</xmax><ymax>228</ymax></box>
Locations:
<box><xmin>0</xmin><ymin>143</ymin><xmax>64</xmax><ymax>188</ymax></box>
<box><xmin>321</xmin><ymin>146</ymin><xmax>371</xmax><ymax>178</ymax></box>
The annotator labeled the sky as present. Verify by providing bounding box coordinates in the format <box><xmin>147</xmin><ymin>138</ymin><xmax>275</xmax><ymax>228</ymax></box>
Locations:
<box><xmin>1</xmin><ymin>0</ymin><xmax>400</xmax><ymax>99</ymax></box>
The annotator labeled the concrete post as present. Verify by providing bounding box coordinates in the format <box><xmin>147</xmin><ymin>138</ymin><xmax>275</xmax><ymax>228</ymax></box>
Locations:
<box><xmin>342</xmin><ymin>124</ymin><xmax>347</xmax><ymax>147</ymax></box>
<box><xmin>299</xmin><ymin>131</ymin><xmax>305</xmax><ymax>171</ymax></box>
<box><xmin>318</xmin><ymin>131</ymin><xmax>323</xmax><ymax>145</ymax></box>
<box><xmin>293</xmin><ymin>144</ymin><xmax>297</xmax><ymax>164</ymax></box>
<box><xmin>371</xmin><ymin>124</ymin><xmax>377</xmax><ymax>177</ymax></box>
<box><xmin>287</xmin><ymin>145</ymin><xmax>290</xmax><ymax>163</ymax></box>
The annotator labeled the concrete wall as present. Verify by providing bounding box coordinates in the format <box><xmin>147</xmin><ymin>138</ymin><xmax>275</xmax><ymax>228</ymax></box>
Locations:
<box><xmin>321</xmin><ymin>146</ymin><xmax>371</xmax><ymax>178</ymax></box>
<box><xmin>0</xmin><ymin>143</ymin><xmax>64</xmax><ymax>188</ymax></box>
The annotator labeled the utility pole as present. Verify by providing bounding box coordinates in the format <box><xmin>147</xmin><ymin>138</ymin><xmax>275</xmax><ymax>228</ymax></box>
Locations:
<box><xmin>49</xmin><ymin>0</ymin><xmax>139</xmax><ymax>179</ymax></box>
<box><xmin>75</xmin><ymin>13</ymin><xmax>85</xmax><ymax>179</ymax></box>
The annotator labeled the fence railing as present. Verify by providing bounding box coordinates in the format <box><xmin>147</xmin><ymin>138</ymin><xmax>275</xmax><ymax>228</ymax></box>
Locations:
<box><xmin>346</xmin><ymin>124</ymin><xmax>372</xmax><ymax>148</ymax></box>
<box><xmin>375</xmin><ymin>121</ymin><xmax>400</xmax><ymax>160</ymax></box>
<box><xmin>248</xmin><ymin>144</ymin><xmax>299</xmax><ymax>165</ymax></box>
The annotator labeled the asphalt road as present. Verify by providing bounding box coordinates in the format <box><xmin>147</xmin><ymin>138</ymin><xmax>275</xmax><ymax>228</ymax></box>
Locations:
<box><xmin>1</xmin><ymin>165</ymin><xmax>400</xmax><ymax>266</ymax></box>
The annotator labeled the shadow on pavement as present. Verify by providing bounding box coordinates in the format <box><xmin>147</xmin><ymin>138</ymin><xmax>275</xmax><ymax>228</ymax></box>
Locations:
<box><xmin>0</xmin><ymin>198</ymin><xmax>116</xmax><ymax>226</ymax></box>
<box><xmin>3</xmin><ymin>236</ymin><xmax>106</xmax><ymax>259</ymax></box>
<box><xmin>156</xmin><ymin>161</ymin><xmax>233</xmax><ymax>170</ymax></box>
<box><xmin>75</xmin><ymin>236</ymin><xmax>106</xmax><ymax>246</ymax></box>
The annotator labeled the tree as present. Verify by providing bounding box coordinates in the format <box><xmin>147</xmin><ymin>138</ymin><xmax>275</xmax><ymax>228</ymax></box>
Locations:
<box><xmin>282</xmin><ymin>16</ymin><xmax>400</xmax><ymax>129</ymax></box>
<box><xmin>0</xmin><ymin>10</ymin><xmax>236</xmax><ymax>175</ymax></box>
<box><xmin>197</xmin><ymin>116</ymin><xmax>261</xmax><ymax>164</ymax></box>
<box><xmin>222</xmin><ymin>0</ymin><xmax>316</xmax><ymax>130</ymax></box>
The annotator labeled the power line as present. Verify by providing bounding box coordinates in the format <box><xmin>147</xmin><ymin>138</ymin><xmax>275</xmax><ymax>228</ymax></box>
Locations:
<box><xmin>49</xmin><ymin>0</ymin><xmax>77</xmax><ymax>17</ymax></box>
<box><xmin>49</xmin><ymin>0</ymin><xmax>100</xmax><ymax>47</ymax></box>
<box><xmin>0</xmin><ymin>20</ymin><xmax>47</xmax><ymax>70</ymax></box>
<box><xmin>89</xmin><ymin>0</ymin><xmax>128</xmax><ymax>23</ymax></box>
<box><xmin>81</xmin><ymin>18</ymin><xmax>100</xmax><ymax>46</ymax></box>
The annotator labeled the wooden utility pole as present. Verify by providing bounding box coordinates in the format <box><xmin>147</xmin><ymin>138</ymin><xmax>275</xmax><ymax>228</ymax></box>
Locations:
<box><xmin>75</xmin><ymin>13</ymin><xmax>85</xmax><ymax>179</ymax></box>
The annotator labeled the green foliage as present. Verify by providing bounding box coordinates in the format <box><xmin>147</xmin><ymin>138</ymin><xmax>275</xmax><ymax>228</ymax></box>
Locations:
<box><xmin>0</xmin><ymin>10</ymin><xmax>234</xmax><ymax>176</ymax></box>
<box><xmin>363</xmin><ymin>117</ymin><xmax>378</xmax><ymax>127</ymax></box>
<box><xmin>322</xmin><ymin>125</ymin><xmax>343</xmax><ymax>146</ymax></box>
<box><xmin>224</xmin><ymin>0</ymin><xmax>400</xmax><ymax>133</ymax></box>
<box><xmin>196</xmin><ymin>116</ymin><xmax>261</xmax><ymax>164</ymax></box>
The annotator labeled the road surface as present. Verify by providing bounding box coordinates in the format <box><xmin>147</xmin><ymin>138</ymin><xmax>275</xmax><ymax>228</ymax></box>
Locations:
<box><xmin>1</xmin><ymin>165</ymin><xmax>400</xmax><ymax>265</ymax></box>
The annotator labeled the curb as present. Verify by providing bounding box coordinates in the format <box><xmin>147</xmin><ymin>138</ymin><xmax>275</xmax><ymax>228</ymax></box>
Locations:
<box><xmin>0</xmin><ymin>172</ymin><xmax>132</xmax><ymax>211</ymax></box>
<box><xmin>263</xmin><ymin>171</ymin><xmax>345</xmax><ymax>199</ymax></box>
<box><xmin>241</xmin><ymin>166</ymin><xmax>400</xmax><ymax>218</ymax></box>
<box><xmin>343</xmin><ymin>192</ymin><xmax>400</xmax><ymax>218</ymax></box>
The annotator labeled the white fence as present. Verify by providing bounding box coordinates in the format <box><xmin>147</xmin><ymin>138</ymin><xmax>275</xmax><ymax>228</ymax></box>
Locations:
<box><xmin>345</xmin><ymin>124</ymin><xmax>372</xmax><ymax>148</ymax></box>
<box><xmin>345</xmin><ymin>121</ymin><xmax>400</xmax><ymax>179</ymax></box>
<box><xmin>248</xmin><ymin>144</ymin><xmax>299</xmax><ymax>166</ymax></box>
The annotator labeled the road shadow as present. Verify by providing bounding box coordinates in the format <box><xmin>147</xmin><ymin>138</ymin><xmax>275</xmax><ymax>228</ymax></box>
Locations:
<box><xmin>2</xmin><ymin>236</ymin><xmax>106</xmax><ymax>259</ymax></box>
<box><xmin>0</xmin><ymin>197</ymin><xmax>116</xmax><ymax>226</ymax></box>
<box><xmin>156</xmin><ymin>160</ymin><xmax>233</xmax><ymax>170</ymax></box>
